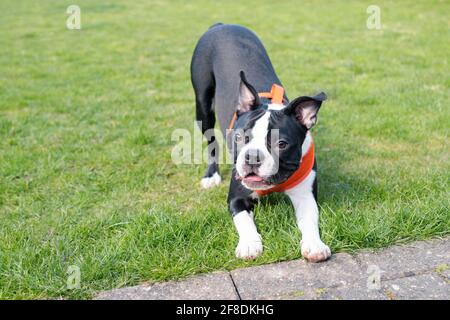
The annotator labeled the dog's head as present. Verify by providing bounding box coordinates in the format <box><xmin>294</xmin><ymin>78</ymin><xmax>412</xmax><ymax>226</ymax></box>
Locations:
<box><xmin>232</xmin><ymin>71</ymin><xmax>326</xmax><ymax>191</ymax></box>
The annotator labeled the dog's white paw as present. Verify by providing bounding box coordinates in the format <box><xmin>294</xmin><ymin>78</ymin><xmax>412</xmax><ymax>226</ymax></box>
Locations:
<box><xmin>235</xmin><ymin>238</ymin><xmax>263</xmax><ymax>260</ymax></box>
<box><xmin>301</xmin><ymin>239</ymin><xmax>331</xmax><ymax>263</ymax></box>
<box><xmin>200</xmin><ymin>172</ymin><xmax>221</xmax><ymax>189</ymax></box>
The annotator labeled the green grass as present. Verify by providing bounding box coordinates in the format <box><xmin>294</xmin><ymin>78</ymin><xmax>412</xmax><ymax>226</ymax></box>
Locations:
<box><xmin>0</xmin><ymin>0</ymin><xmax>449</xmax><ymax>299</ymax></box>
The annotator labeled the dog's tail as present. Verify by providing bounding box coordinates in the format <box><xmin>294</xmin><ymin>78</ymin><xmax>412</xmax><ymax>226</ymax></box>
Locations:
<box><xmin>209</xmin><ymin>22</ymin><xmax>224</xmax><ymax>30</ymax></box>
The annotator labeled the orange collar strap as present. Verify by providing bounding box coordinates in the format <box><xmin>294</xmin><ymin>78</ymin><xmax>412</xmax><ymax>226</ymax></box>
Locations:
<box><xmin>255</xmin><ymin>140</ymin><xmax>315</xmax><ymax>196</ymax></box>
<box><xmin>259</xmin><ymin>84</ymin><xmax>286</xmax><ymax>104</ymax></box>
<box><xmin>228</xmin><ymin>84</ymin><xmax>286</xmax><ymax>130</ymax></box>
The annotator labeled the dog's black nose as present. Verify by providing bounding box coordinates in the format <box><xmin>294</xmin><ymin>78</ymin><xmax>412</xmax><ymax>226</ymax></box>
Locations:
<box><xmin>245</xmin><ymin>149</ymin><xmax>264</xmax><ymax>166</ymax></box>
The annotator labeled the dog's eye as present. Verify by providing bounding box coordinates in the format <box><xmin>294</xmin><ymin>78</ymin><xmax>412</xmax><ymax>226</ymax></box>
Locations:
<box><xmin>235</xmin><ymin>133</ymin><xmax>250</xmax><ymax>144</ymax></box>
<box><xmin>277</xmin><ymin>141</ymin><xmax>288</xmax><ymax>150</ymax></box>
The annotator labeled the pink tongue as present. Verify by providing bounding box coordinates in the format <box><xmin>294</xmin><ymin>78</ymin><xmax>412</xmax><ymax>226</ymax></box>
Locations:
<box><xmin>244</xmin><ymin>174</ymin><xmax>264</xmax><ymax>182</ymax></box>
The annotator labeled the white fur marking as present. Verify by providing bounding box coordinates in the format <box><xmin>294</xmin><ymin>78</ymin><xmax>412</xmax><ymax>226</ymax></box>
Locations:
<box><xmin>249</xmin><ymin>192</ymin><xmax>260</xmax><ymax>200</ymax></box>
<box><xmin>200</xmin><ymin>172</ymin><xmax>221</xmax><ymax>189</ymax></box>
<box><xmin>285</xmin><ymin>171</ymin><xmax>331</xmax><ymax>262</ymax></box>
<box><xmin>236</xmin><ymin>112</ymin><xmax>278</xmax><ymax>183</ymax></box>
<box><xmin>251</xmin><ymin>111</ymin><xmax>270</xmax><ymax>143</ymax></box>
<box><xmin>302</xmin><ymin>131</ymin><xmax>313</xmax><ymax>157</ymax></box>
<box><xmin>233</xmin><ymin>210</ymin><xmax>263</xmax><ymax>259</ymax></box>
<box><xmin>267</xmin><ymin>103</ymin><xmax>286</xmax><ymax>111</ymax></box>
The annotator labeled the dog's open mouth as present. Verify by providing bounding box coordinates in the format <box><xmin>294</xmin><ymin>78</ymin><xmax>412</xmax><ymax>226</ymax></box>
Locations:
<box><xmin>240</xmin><ymin>173</ymin><xmax>271</xmax><ymax>190</ymax></box>
<box><xmin>243</xmin><ymin>173</ymin><xmax>264</xmax><ymax>182</ymax></box>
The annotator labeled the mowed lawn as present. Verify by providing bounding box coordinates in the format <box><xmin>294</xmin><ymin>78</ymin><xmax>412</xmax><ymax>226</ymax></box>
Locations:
<box><xmin>0</xmin><ymin>0</ymin><xmax>449</xmax><ymax>299</ymax></box>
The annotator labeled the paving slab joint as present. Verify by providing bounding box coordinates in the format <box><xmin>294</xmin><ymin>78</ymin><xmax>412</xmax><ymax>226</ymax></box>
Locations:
<box><xmin>228</xmin><ymin>272</ymin><xmax>242</xmax><ymax>300</ymax></box>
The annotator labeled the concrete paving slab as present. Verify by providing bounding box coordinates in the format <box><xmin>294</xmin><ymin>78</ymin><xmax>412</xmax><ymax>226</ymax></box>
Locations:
<box><xmin>95</xmin><ymin>271</ymin><xmax>239</xmax><ymax>300</ymax></box>
<box><xmin>318</xmin><ymin>285</ymin><xmax>387</xmax><ymax>300</ymax></box>
<box><xmin>318</xmin><ymin>273</ymin><xmax>450</xmax><ymax>300</ymax></box>
<box><xmin>382</xmin><ymin>273</ymin><xmax>450</xmax><ymax>300</ymax></box>
<box><xmin>230</xmin><ymin>253</ymin><xmax>365</xmax><ymax>300</ymax></box>
<box><xmin>440</xmin><ymin>269</ymin><xmax>450</xmax><ymax>282</ymax></box>
<box><xmin>355</xmin><ymin>237</ymin><xmax>450</xmax><ymax>280</ymax></box>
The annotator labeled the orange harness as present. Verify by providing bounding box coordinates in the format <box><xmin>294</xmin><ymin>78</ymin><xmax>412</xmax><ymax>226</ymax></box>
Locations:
<box><xmin>255</xmin><ymin>141</ymin><xmax>314</xmax><ymax>196</ymax></box>
<box><xmin>229</xmin><ymin>84</ymin><xmax>315</xmax><ymax>196</ymax></box>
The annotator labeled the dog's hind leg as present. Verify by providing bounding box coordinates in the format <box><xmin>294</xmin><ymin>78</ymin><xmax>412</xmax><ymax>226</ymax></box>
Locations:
<box><xmin>192</xmin><ymin>71</ymin><xmax>221</xmax><ymax>189</ymax></box>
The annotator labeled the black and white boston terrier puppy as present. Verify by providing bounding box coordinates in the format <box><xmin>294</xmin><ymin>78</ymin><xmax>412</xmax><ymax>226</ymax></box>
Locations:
<box><xmin>190</xmin><ymin>23</ymin><xmax>331</xmax><ymax>262</ymax></box>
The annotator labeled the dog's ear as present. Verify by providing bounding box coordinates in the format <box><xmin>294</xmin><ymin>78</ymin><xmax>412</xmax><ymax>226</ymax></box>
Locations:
<box><xmin>237</xmin><ymin>71</ymin><xmax>261</xmax><ymax>113</ymax></box>
<box><xmin>284</xmin><ymin>92</ymin><xmax>327</xmax><ymax>129</ymax></box>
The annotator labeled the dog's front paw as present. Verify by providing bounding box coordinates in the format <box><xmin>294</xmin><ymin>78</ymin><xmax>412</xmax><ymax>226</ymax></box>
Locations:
<box><xmin>235</xmin><ymin>238</ymin><xmax>263</xmax><ymax>260</ymax></box>
<box><xmin>301</xmin><ymin>239</ymin><xmax>331</xmax><ymax>263</ymax></box>
<box><xmin>200</xmin><ymin>172</ymin><xmax>221</xmax><ymax>189</ymax></box>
